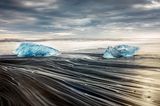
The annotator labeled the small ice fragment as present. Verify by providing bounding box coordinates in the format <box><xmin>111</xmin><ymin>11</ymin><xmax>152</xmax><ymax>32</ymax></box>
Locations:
<box><xmin>14</xmin><ymin>42</ymin><xmax>60</xmax><ymax>57</ymax></box>
<box><xmin>103</xmin><ymin>45</ymin><xmax>139</xmax><ymax>58</ymax></box>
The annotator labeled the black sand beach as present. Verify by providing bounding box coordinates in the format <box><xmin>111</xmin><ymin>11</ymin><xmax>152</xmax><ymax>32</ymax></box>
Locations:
<box><xmin>0</xmin><ymin>53</ymin><xmax>160</xmax><ymax>106</ymax></box>
<box><xmin>1</xmin><ymin>0</ymin><xmax>160</xmax><ymax>105</ymax></box>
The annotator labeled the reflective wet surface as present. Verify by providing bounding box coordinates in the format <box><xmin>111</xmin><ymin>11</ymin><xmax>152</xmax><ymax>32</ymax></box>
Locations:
<box><xmin>0</xmin><ymin>53</ymin><xmax>160</xmax><ymax>106</ymax></box>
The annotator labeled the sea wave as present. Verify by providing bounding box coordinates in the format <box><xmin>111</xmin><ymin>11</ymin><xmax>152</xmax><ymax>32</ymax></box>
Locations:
<box><xmin>0</xmin><ymin>53</ymin><xmax>160</xmax><ymax>106</ymax></box>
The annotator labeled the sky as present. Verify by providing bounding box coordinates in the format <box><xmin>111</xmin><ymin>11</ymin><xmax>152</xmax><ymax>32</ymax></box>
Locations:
<box><xmin>0</xmin><ymin>0</ymin><xmax>160</xmax><ymax>39</ymax></box>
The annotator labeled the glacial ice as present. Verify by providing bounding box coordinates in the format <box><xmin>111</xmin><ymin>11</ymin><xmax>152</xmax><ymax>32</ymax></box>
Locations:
<box><xmin>103</xmin><ymin>45</ymin><xmax>139</xmax><ymax>58</ymax></box>
<box><xmin>14</xmin><ymin>42</ymin><xmax>60</xmax><ymax>57</ymax></box>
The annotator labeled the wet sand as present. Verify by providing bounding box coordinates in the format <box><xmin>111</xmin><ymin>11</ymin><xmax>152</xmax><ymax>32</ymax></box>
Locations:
<box><xmin>0</xmin><ymin>53</ymin><xmax>160</xmax><ymax>106</ymax></box>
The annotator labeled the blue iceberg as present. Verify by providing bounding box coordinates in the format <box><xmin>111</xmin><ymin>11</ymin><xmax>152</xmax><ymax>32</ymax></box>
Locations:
<box><xmin>103</xmin><ymin>45</ymin><xmax>139</xmax><ymax>59</ymax></box>
<box><xmin>14</xmin><ymin>42</ymin><xmax>60</xmax><ymax>57</ymax></box>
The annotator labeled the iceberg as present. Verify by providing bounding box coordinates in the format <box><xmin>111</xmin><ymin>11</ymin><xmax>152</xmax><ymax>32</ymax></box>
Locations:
<box><xmin>14</xmin><ymin>42</ymin><xmax>60</xmax><ymax>57</ymax></box>
<box><xmin>103</xmin><ymin>45</ymin><xmax>139</xmax><ymax>59</ymax></box>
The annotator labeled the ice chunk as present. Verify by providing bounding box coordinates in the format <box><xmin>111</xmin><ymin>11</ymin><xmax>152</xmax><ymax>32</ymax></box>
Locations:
<box><xmin>103</xmin><ymin>45</ymin><xmax>139</xmax><ymax>58</ymax></box>
<box><xmin>14</xmin><ymin>42</ymin><xmax>60</xmax><ymax>57</ymax></box>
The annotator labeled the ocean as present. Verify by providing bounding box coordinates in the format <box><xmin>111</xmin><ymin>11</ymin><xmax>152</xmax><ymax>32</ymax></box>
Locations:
<box><xmin>0</xmin><ymin>38</ymin><xmax>160</xmax><ymax>106</ymax></box>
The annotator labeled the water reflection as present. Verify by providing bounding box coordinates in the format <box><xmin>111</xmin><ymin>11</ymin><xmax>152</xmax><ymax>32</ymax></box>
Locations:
<box><xmin>0</xmin><ymin>52</ymin><xmax>160</xmax><ymax>106</ymax></box>
<box><xmin>0</xmin><ymin>38</ymin><xmax>160</xmax><ymax>106</ymax></box>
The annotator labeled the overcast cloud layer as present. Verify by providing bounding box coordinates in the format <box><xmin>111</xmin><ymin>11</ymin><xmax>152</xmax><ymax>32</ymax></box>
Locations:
<box><xmin>0</xmin><ymin>0</ymin><xmax>160</xmax><ymax>38</ymax></box>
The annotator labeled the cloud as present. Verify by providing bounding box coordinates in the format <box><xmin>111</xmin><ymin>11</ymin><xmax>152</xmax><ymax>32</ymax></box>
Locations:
<box><xmin>0</xmin><ymin>0</ymin><xmax>160</xmax><ymax>38</ymax></box>
<box><xmin>133</xmin><ymin>0</ymin><xmax>160</xmax><ymax>10</ymax></box>
<box><xmin>0</xmin><ymin>29</ymin><xmax>8</xmax><ymax>32</ymax></box>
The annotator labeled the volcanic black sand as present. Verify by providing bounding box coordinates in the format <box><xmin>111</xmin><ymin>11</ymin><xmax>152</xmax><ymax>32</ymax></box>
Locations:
<box><xmin>0</xmin><ymin>53</ymin><xmax>160</xmax><ymax>106</ymax></box>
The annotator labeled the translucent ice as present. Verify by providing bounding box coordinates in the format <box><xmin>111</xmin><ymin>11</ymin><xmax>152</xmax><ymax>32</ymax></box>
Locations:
<box><xmin>103</xmin><ymin>45</ymin><xmax>139</xmax><ymax>58</ymax></box>
<box><xmin>14</xmin><ymin>42</ymin><xmax>60</xmax><ymax>57</ymax></box>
